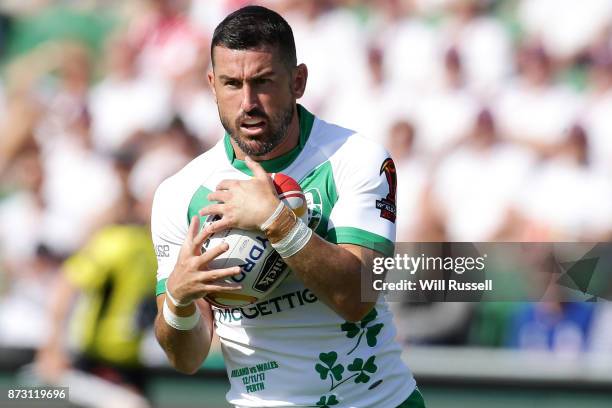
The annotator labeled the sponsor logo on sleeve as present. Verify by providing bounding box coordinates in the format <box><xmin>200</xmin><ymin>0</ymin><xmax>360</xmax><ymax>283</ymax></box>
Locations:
<box><xmin>376</xmin><ymin>158</ymin><xmax>397</xmax><ymax>223</ymax></box>
<box><xmin>155</xmin><ymin>244</ymin><xmax>170</xmax><ymax>258</ymax></box>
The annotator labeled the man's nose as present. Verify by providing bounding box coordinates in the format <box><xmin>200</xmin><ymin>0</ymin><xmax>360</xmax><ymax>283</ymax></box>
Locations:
<box><xmin>241</xmin><ymin>83</ymin><xmax>260</xmax><ymax>113</ymax></box>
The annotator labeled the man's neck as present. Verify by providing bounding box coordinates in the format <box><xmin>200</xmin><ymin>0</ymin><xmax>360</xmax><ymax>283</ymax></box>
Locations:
<box><xmin>231</xmin><ymin>106</ymin><xmax>300</xmax><ymax>161</ymax></box>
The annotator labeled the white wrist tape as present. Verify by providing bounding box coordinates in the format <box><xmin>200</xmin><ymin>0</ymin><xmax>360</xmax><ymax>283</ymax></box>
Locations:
<box><xmin>165</xmin><ymin>287</ymin><xmax>193</xmax><ymax>307</ymax></box>
<box><xmin>260</xmin><ymin>201</ymin><xmax>286</xmax><ymax>230</ymax></box>
<box><xmin>163</xmin><ymin>298</ymin><xmax>200</xmax><ymax>331</ymax></box>
<box><xmin>271</xmin><ymin>217</ymin><xmax>313</xmax><ymax>258</ymax></box>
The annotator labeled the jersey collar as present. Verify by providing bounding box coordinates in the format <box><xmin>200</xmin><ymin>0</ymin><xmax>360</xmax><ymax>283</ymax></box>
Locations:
<box><xmin>223</xmin><ymin>104</ymin><xmax>315</xmax><ymax>176</ymax></box>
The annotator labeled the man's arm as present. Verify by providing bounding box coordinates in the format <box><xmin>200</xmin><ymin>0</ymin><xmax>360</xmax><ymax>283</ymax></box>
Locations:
<box><xmin>281</xmin><ymin>234</ymin><xmax>378</xmax><ymax>322</ymax></box>
<box><xmin>153</xmin><ymin>216</ymin><xmax>242</xmax><ymax>374</ymax></box>
<box><xmin>154</xmin><ymin>296</ymin><xmax>213</xmax><ymax>375</ymax></box>
<box><xmin>202</xmin><ymin>156</ymin><xmax>385</xmax><ymax>322</ymax></box>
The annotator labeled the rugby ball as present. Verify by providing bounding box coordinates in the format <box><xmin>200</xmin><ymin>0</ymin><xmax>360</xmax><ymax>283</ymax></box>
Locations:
<box><xmin>203</xmin><ymin>173</ymin><xmax>308</xmax><ymax>308</ymax></box>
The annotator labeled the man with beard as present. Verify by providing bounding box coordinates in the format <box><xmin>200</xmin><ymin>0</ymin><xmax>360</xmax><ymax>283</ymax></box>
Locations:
<box><xmin>152</xmin><ymin>6</ymin><xmax>424</xmax><ymax>407</ymax></box>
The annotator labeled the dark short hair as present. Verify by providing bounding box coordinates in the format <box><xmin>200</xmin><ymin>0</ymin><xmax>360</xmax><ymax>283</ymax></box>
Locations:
<box><xmin>211</xmin><ymin>5</ymin><xmax>297</xmax><ymax>69</ymax></box>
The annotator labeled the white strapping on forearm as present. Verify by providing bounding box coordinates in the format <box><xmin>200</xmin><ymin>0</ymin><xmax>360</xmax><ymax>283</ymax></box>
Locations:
<box><xmin>272</xmin><ymin>217</ymin><xmax>313</xmax><ymax>258</ymax></box>
<box><xmin>260</xmin><ymin>201</ymin><xmax>286</xmax><ymax>230</ymax></box>
<box><xmin>163</xmin><ymin>299</ymin><xmax>200</xmax><ymax>331</ymax></box>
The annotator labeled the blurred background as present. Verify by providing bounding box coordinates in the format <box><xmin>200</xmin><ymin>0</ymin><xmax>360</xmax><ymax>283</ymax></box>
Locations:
<box><xmin>0</xmin><ymin>0</ymin><xmax>612</xmax><ymax>407</ymax></box>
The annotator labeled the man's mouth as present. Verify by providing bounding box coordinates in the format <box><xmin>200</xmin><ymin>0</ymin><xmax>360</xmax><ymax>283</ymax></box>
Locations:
<box><xmin>240</xmin><ymin>118</ymin><xmax>267</xmax><ymax>135</ymax></box>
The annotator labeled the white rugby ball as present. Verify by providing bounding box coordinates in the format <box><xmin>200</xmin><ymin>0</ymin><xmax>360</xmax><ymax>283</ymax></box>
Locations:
<box><xmin>202</xmin><ymin>173</ymin><xmax>308</xmax><ymax>308</ymax></box>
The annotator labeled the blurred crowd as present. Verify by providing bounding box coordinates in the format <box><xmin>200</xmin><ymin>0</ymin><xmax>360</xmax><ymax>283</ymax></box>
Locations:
<box><xmin>0</xmin><ymin>0</ymin><xmax>612</xmax><ymax>385</ymax></box>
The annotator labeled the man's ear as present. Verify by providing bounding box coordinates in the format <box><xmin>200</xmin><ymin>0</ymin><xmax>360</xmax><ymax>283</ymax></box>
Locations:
<box><xmin>207</xmin><ymin>70</ymin><xmax>217</xmax><ymax>101</ymax></box>
<box><xmin>293</xmin><ymin>63</ymin><xmax>308</xmax><ymax>99</ymax></box>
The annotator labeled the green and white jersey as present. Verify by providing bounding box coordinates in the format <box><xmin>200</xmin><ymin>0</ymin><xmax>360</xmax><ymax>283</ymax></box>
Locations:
<box><xmin>152</xmin><ymin>105</ymin><xmax>415</xmax><ymax>407</ymax></box>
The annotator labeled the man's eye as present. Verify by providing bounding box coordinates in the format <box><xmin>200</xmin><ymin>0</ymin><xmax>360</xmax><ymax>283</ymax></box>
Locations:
<box><xmin>225</xmin><ymin>80</ymin><xmax>240</xmax><ymax>88</ymax></box>
<box><xmin>254</xmin><ymin>78</ymin><xmax>270</xmax><ymax>85</ymax></box>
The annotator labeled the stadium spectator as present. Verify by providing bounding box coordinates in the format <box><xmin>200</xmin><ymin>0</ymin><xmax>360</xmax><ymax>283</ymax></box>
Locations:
<box><xmin>0</xmin><ymin>144</ymin><xmax>46</xmax><ymax>277</ymax></box>
<box><xmin>589</xmin><ymin>301</ymin><xmax>612</xmax><ymax>354</ymax></box>
<box><xmin>439</xmin><ymin>0</ymin><xmax>513</xmax><ymax>96</ymax></box>
<box><xmin>286</xmin><ymin>0</ymin><xmax>367</xmax><ymax>114</ymax></box>
<box><xmin>2</xmin><ymin>41</ymin><xmax>123</xmax><ymax>254</ymax></box>
<box><xmin>38</xmin><ymin>104</ymin><xmax>122</xmax><ymax>254</ymax></box>
<box><xmin>494</xmin><ymin>44</ymin><xmax>583</xmax><ymax>154</ymax></box>
<box><xmin>128</xmin><ymin>119</ymin><xmax>201</xmax><ymax>205</ymax></box>
<box><xmin>414</xmin><ymin>47</ymin><xmax>479</xmax><ymax>156</ymax></box>
<box><xmin>517</xmin><ymin>0</ymin><xmax>612</xmax><ymax>63</ymax></box>
<box><xmin>507</xmin><ymin>302</ymin><xmax>596</xmax><ymax>354</ymax></box>
<box><xmin>172</xmin><ymin>44</ymin><xmax>226</xmax><ymax>147</ymax></box>
<box><xmin>128</xmin><ymin>0</ymin><xmax>207</xmax><ymax>81</ymax></box>
<box><xmin>505</xmin><ymin>249</ymin><xmax>597</xmax><ymax>354</ymax></box>
<box><xmin>89</xmin><ymin>36</ymin><xmax>173</xmax><ymax>154</ymax></box>
<box><xmin>324</xmin><ymin>45</ymin><xmax>411</xmax><ymax>146</ymax></box>
<box><xmin>0</xmin><ymin>145</ymin><xmax>57</xmax><ymax>348</ymax></box>
<box><xmin>583</xmin><ymin>51</ymin><xmax>612</xmax><ymax>177</ymax></box>
<box><xmin>430</xmin><ymin>108</ymin><xmax>535</xmax><ymax>241</ymax></box>
<box><xmin>377</xmin><ymin>0</ymin><xmax>442</xmax><ymax>94</ymax></box>
<box><xmin>515</xmin><ymin>124</ymin><xmax>612</xmax><ymax>240</ymax></box>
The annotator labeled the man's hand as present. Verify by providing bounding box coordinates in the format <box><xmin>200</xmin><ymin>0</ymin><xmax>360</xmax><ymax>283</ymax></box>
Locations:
<box><xmin>201</xmin><ymin>156</ymin><xmax>280</xmax><ymax>233</ymax></box>
<box><xmin>157</xmin><ymin>216</ymin><xmax>243</xmax><ymax>373</ymax></box>
<box><xmin>166</xmin><ymin>215</ymin><xmax>242</xmax><ymax>304</ymax></box>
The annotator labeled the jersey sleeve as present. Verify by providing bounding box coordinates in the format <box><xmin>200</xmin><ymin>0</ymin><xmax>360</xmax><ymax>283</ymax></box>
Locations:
<box><xmin>151</xmin><ymin>178</ymin><xmax>189</xmax><ymax>296</ymax></box>
<box><xmin>327</xmin><ymin>137</ymin><xmax>397</xmax><ymax>257</ymax></box>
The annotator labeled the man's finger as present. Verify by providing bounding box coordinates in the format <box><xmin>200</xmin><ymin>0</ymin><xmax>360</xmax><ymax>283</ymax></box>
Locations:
<box><xmin>205</xmin><ymin>282</ymin><xmax>242</xmax><ymax>293</ymax></box>
<box><xmin>197</xmin><ymin>242</ymin><xmax>231</xmax><ymax>266</ymax></box>
<box><xmin>208</xmin><ymin>190</ymin><xmax>231</xmax><ymax>203</ymax></box>
<box><xmin>188</xmin><ymin>282</ymin><xmax>243</xmax><ymax>299</ymax></box>
<box><xmin>207</xmin><ymin>217</ymin><xmax>234</xmax><ymax>233</ymax></box>
<box><xmin>185</xmin><ymin>216</ymin><xmax>200</xmax><ymax>247</ymax></box>
<box><xmin>196</xmin><ymin>266</ymin><xmax>242</xmax><ymax>283</ymax></box>
<box><xmin>245</xmin><ymin>155</ymin><xmax>269</xmax><ymax>180</ymax></box>
<box><xmin>199</xmin><ymin>203</ymin><xmax>226</xmax><ymax>218</ymax></box>
<box><xmin>192</xmin><ymin>218</ymin><xmax>216</xmax><ymax>254</ymax></box>
<box><xmin>201</xmin><ymin>283</ymin><xmax>243</xmax><ymax>294</ymax></box>
<box><xmin>217</xmin><ymin>179</ymin><xmax>240</xmax><ymax>191</ymax></box>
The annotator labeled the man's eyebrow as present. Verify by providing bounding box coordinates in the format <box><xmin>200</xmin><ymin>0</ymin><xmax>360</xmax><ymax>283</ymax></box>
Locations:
<box><xmin>217</xmin><ymin>70</ymin><xmax>277</xmax><ymax>82</ymax></box>
<box><xmin>250</xmin><ymin>69</ymin><xmax>276</xmax><ymax>79</ymax></box>
<box><xmin>218</xmin><ymin>74</ymin><xmax>238</xmax><ymax>82</ymax></box>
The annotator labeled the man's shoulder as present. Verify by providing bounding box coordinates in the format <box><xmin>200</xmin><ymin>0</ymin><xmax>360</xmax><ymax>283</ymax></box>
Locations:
<box><xmin>310</xmin><ymin>116</ymin><xmax>391</xmax><ymax>170</ymax></box>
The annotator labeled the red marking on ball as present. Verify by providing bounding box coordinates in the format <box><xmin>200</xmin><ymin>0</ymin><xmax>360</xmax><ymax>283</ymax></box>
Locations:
<box><xmin>271</xmin><ymin>173</ymin><xmax>308</xmax><ymax>222</ymax></box>
<box><xmin>272</xmin><ymin>173</ymin><xmax>302</xmax><ymax>195</ymax></box>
